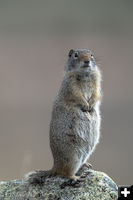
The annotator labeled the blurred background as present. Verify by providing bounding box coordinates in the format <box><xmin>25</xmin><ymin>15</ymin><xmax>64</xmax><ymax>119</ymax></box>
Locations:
<box><xmin>0</xmin><ymin>0</ymin><xmax>133</xmax><ymax>185</ymax></box>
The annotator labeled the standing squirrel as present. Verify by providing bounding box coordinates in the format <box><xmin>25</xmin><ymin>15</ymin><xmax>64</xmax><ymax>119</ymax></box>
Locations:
<box><xmin>25</xmin><ymin>49</ymin><xmax>102</xmax><ymax>184</ymax></box>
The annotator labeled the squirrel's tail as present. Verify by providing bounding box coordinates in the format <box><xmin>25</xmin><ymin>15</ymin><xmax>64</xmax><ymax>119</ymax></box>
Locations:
<box><xmin>25</xmin><ymin>168</ymin><xmax>56</xmax><ymax>184</ymax></box>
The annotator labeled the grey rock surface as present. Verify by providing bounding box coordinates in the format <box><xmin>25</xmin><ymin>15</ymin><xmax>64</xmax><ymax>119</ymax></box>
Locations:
<box><xmin>0</xmin><ymin>168</ymin><xmax>118</xmax><ymax>200</ymax></box>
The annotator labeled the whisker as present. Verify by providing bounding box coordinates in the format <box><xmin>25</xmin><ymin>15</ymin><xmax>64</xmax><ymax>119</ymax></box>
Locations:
<box><xmin>94</xmin><ymin>56</ymin><xmax>102</xmax><ymax>66</ymax></box>
<box><xmin>95</xmin><ymin>56</ymin><xmax>100</xmax><ymax>62</ymax></box>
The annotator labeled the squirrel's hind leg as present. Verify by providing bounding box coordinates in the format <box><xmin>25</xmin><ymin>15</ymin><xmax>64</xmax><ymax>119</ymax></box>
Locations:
<box><xmin>83</xmin><ymin>162</ymin><xmax>93</xmax><ymax>169</ymax></box>
<box><xmin>60</xmin><ymin>175</ymin><xmax>86</xmax><ymax>189</ymax></box>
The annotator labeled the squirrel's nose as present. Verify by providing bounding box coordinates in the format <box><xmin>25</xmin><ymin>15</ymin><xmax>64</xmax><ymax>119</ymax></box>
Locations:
<box><xmin>84</xmin><ymin>60</ymin><xmax>90</xmax><ymax>64</ymax></box>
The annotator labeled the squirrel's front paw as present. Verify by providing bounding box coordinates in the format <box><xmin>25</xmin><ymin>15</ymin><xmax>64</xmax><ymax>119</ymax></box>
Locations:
<box><xmin>89</xmin><ymin>107</ymin><xmax>95</xmax><ymax>114</ymax></box>
<box><xmin>80</xmin><ymin>104</ymin><xmax>90</xmax><ymax>112</ymax></box>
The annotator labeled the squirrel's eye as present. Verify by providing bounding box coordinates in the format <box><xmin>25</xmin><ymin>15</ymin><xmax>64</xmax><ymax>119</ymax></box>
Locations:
<box><xmin>74</xmin><ymin>52</ymin><xmax>78</xmax><ymax>58</ymax></box>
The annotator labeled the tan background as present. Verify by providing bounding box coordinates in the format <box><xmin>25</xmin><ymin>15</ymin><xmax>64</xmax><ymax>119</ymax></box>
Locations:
<box><xmin>0</xmin><ymin>0</ymin><xmax>133</xmax><ymax>185</ymax></box>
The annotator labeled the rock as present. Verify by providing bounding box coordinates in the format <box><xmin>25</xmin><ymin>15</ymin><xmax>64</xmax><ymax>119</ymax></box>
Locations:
<box><xmin>0</xmin><ymin>168</ymin><xmax>118</xmax><ymax>200</ymax></box>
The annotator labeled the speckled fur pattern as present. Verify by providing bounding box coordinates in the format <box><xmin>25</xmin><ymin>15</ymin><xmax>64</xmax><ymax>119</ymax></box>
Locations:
<box><xmin>50</xmin><ymin>66</ymin><xmax>101</xmax><ymax>177</ymax></box>
<box><xmin>26</xmin><ymin>49</ymin><xmax>102</xmax><ymax>184</ymax></box>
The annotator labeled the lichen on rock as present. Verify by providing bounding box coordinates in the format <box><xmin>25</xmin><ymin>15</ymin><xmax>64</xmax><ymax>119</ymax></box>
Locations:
<box><xmin>0</xmin><ymin>168</ymin><xmax>118</xmax><ymax>200</ymax></box>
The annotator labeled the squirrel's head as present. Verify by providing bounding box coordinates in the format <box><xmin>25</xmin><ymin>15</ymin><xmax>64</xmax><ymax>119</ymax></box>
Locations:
<box><xmin>65</xmin><ymin>49</ymin><xmax>97</xmax><ymax>73</ymax></box>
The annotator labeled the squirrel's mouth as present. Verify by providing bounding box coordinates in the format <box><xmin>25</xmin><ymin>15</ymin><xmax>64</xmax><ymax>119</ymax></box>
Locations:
<box><xmin>82</xmin><ymin>60</ymin><xmax>90</xmax><ymax>68</ymax></box>
<box><xmin>82</xmin><ymin>64</ymin><xmax>90</xmax><ymax>68</ymax></box>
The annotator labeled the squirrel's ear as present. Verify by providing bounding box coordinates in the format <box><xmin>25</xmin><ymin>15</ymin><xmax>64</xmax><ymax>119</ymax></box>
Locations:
<box><xmin>68</xmin><ymin>49</ymin><xmax>74</xmax><ymax>57</ymax></box>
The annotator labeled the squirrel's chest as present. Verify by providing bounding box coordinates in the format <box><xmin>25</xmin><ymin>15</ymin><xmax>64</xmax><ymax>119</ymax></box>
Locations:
<box><xmin>81</xmin><ymin>83</ymin><xmax>92</xmax><ymax>101</ymax></box>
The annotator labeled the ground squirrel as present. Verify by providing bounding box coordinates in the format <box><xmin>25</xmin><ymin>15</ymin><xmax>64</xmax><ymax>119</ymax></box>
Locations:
<box><xmin>25</xmin><ymin>49</ymin><xmax>102</xmax><ymax>184</ymax></box>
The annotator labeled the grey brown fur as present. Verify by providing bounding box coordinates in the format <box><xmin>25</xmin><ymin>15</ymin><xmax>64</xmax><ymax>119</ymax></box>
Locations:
<box><xmin>25</xmin><ymin>49</ymin><xmax>102</xmax><ymax>184</ymax></box>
